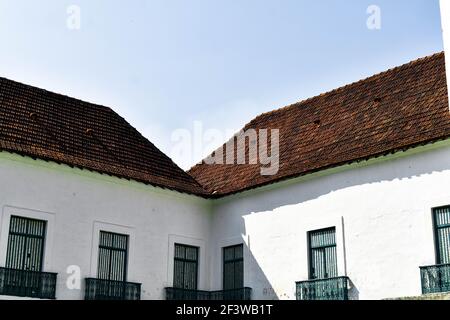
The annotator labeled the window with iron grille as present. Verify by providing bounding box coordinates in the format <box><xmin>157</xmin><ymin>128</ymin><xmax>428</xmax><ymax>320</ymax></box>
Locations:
<box><xmin>97</xmin><ymin>231</ymin><xmax>128</xmax><ymax>281</ymax></box>
<box><xmin>308</xmin><ymin>227</ymin><xmax>338</xmax><ymax>279</ymax></box>
<box><xmin>173</xmin><ymin>244</ymin><xmax>199</xmax><ymax>290</ymax></box>
<box><xmin>223</xmin><ymin>244</ymin><xmax>243</xmax><ymax>290</ymax></box>
<box><xmin>6</xmin><ymin>216</ymin><xmax>46</xmax><ymax>272</ymax></box>
<box><xmin>434</xmin><ymin>206</ymin><xmax>450</xmax><ymax>264</ymax></box>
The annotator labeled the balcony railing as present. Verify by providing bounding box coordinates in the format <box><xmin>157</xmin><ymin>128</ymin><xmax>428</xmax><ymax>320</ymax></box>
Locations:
<box><xmin>210</xmin><ymin>288</ymin><xmax>252</xmax><ymax>300</ymax></box>
<box><xmin>296</xmin><ymin>276</ymin><xmax>350</xmax><ymax>300</ymax></box>
<box><xmin>165</xmin><ymin>287</ymin><xmax>212</xmax><ymax>300</ymax></box>
<box><xmin>420</xmin><ymin>263</ymin><xmax>450</xmax><ymax>294</ymax></box>
<box><xmin>165</xmin><ymin>287</ymin><xmax>252</xmax><ymax>300</ymax></box>
<box><xmin>84</xmin><ymin>278</ymin><xmax>141</xmax><ymax>300</ymax></box>
<box><xmin>0</xmin><ymin>267</ymin><xmax>57</xmax><ymax>299</ymax></box>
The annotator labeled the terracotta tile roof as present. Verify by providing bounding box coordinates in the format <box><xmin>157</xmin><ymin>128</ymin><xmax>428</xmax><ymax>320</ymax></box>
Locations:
<box><xmin>0</xmin><ymin>77</ymin><xmax>208</xmax><ymax>196</ymax></box>
<box><xmin>189</xmin><ymin>52</ymin><xmax>450</xmax><ymax>197</ymax></box>
<box><xmin>1</xmin><ymin>52</ymin><xmax>448</xmax><ymax>199</ymax></box>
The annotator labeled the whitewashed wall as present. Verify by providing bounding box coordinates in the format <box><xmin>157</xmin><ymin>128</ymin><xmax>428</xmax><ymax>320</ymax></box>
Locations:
<box><xmin>0</xmin><ymin>152</ymin><xmax>213</xmax><ymax>300</ymax></box>
<box><xmin>1</xmin><ymin>140</ymin><xmax>450</xmax><ymax>300</ymax></box>
<box><xmin>210</xmin><ymin>140</ymin><xmax>450</xmax><ymax>300</ymax></box>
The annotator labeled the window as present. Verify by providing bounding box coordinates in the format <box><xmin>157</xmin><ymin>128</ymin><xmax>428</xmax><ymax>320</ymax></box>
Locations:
<box><xmin>173</xmin><ymin>244</ymin><xmax>199</xmax><ymax>290</ymax></box>
<box><xmin>433</xmin><ymin>206</ymin><xmax>450</xmax><ymax>264</ymax></box>
<box><xmin>1</xmin><ymin>216</ymin><xmax>56</xmax><ymax>299</ymax></box>
<box><xmin>223</xmin><ymin>244</ymin><xmax>243</xmax><ymax>290</ymax></box>
<box><xmin>5</xmin><ymin>216</ymin><xmax>46</xmax><ymax>271</ymax></box>
<box><xmin>308</xmin><ymin>227</ymin><xmax>337</xmax><ymax>279</ymax></box>
<box><xmin>97</xmin><ymin>231</ymin><xmax>128</xmax><ymax>281</ymax></box>
<box><xmin>84</xmin><ymin>231</ymin><xmax>141</xmax><ymax>300</ymax></box>
<box><xmin>419</xmin><ymin>206</ymin><xmax>450</xmax><ymax>295</ymax></box>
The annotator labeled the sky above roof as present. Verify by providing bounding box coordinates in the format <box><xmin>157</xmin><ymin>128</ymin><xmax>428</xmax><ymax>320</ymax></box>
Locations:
<box><xmin>0</xmin><ymin>0</ymin><xmax>444</xmax><ymax>169</ymax></box>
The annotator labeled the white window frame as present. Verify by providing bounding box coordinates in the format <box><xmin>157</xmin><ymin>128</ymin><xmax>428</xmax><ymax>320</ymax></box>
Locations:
<box><xmin>0</xmin><ymin>206</ymin><xmax>55</xmax><ymax>271</ymax></box>
<box><xmin>89</xmin><ymin>221</ymin><xmax>135</xmax><ymax>281</ymax></box>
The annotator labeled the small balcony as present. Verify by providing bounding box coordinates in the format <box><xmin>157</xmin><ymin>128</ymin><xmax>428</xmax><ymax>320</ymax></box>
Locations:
<box><xmin>165</xmin><ymin>287</ymin><xmax>252</xmax><ymax>300</ymax></box>
<box><xmin>296</xmin><ymin>276</ymin><xmax>350</xmax><ymax>300</ymax></box>
<box><xmin>0</xmin><ymin>267</ymin><xmax>57</xmax><ymax>299</ymax></box>
<box><xmin>420</xmin><ymin>263</ymin><xmax>450</xmax><ymax>294</ymax></box>
<box><xmin>210</xmin><ymin>288</ymin><xmax>252</xmax><ymax>300</ymax></box>
<box><xmin>165</xmin><ymin>287</ymin><xmax>211</xmax><ymax>300</ymax></box>
<box><xmin>84</xmin><ymin>278</ymin><xmax>141</xmax><ymax>300</ymax></box>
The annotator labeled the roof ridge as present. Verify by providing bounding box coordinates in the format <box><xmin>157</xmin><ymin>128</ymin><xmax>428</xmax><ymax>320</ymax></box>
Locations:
<box><xmin>251</xmin><ymin>51</ymin><xmax>445</xmax><ymax>123</ymax></box>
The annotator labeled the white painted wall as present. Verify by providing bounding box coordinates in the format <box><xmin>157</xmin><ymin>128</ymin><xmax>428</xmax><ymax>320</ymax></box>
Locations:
<box><xmin>0</xmin><ymin>152</ymin><xmax>213</xmax><ymax>300</ymax></box>
<box><xmin>1</xmin><ymin>140</ymin><xmax>450</xmax><ymax>300</ymax></box>
<box><xmin>210</xmin><ymin>140</ymin><xmax>450</xmax><ymax>300</ymax></box>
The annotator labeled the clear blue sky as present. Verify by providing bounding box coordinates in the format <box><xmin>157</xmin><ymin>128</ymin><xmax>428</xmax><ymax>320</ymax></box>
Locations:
<box><xmin>0</xmin><ymin>0</ymin><xmax>444</xmax><ymax>169</ymax></box>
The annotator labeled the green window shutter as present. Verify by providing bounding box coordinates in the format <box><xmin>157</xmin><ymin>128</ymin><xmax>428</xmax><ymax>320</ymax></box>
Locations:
<box><xmin>223</xmin><ymin>244</ymin><xmax>243</xmax><ymax>290</ymax></box>
<box><xmin>308</xmin><ymin>227</ymin><xmax>338</xmax><ymax>279</ymax></box>
<box><xmin>434</xmin><ymin>206</ymin><xmax>450</xmax><ymax>264</ymax></box>
<box><xmin>173</xmin><ymin>244</ymin><xmax>199</xmax><ymax>290</ymax></box>
<box><xmin>6</xmin><ymin>216</ymin><xmax>46</xmax><ymax>272</ymax></box>
<box><xmin>97</xmin><ymin>231</ymin><xmax>128</xmax><ymax>282</ymax></box>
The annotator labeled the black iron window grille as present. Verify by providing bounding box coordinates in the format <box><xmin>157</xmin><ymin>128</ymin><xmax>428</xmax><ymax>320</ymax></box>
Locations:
<box><xmin>0</xmin><ymin>216</ymin><xmax>56</xmax><ymax>299</ymax></box>
<box><xmin>84</xmin><ymin>231</ymin><xmax>140</xmax><ymax>300</ymax></box>
<box><xmin>166</xmin><ymin>244</ymin><xmax>249</xmax><ymax>301</ymax></box>
<box><xmin>308</xmin><ymin>227</ymin><xmax>338</xmax><ymax>280</ymax></box>
<box><xmin>97</xmin><ymin>231</ymin><xmax>128</xmax><ymax>282</ymax></box>
<box><xmin>433</xmin><ymin>206</ymin><xmax>450</xmax><ymax>265</ymax></box>
<box><xmin>223</xmin><ymin>244</ymin><xmax>244</xmax><ymax>292</ymax></box>
<box><xmin>6</xmin><ymin>216</ymin><xmax>46</xmax><ymax>272</ymax></box>
<box><xmin>174</xmin><ymin>244</ymin><xmax>199</xmax><ymax>290</ymax></box>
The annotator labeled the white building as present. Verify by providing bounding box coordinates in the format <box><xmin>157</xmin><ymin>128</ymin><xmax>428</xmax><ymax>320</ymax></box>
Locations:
<box><xmin>0</xmin><ymin>52</ymin><xmax>449</xmax><ymax>300</ymax></box>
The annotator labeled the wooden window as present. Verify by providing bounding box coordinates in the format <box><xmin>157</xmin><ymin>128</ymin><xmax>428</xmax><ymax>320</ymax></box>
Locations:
<box><xmin>97</xmin><ymin>231</ymin><xmax>128</xmax><ymax>282</ymax></box>
<box><xmin>433</xmin><ymin>206</ymin><xmax>450</xmax><ymax>264</ymax></box>
<box><xmin>6</xmin><ymin>216</ymin><xmax>46</xmax><ymax>272</ymax></box>
<box><xmin>173</xmin><ymin>244</ymin><xmax>199</xmax><ymax>290</ymax></box>
<box><xmin>223</xmin><ymin>244</ymin><xmax>243</xmax><ymax>290</ymax></box>
<box><xmin>308</xmin><ymin>227</ymin><xmax>338</xmax><ymax>279</ymax></box>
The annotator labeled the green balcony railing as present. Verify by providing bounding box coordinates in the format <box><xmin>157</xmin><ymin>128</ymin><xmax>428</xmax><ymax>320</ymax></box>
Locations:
<box><xmin>84</xmin><ymin>278</ymin><xmax>141</xmax><ymax>300</ymax></box>
<box><xmin>0</xmin><ymin>267</ymin><xmax>57</xmax><ymax>299</ymax></box>
<box><xmin>296</xmin><ymin>276</ymin><xmax>350</xmax><ymax>300</ymax></box>
<box><xmin>210</xmin><ymin>287</ymin><xmax>252</xmax><ymax>300</ymax></box>
<box><xmin>420</xmin><ymin>263</ymin><xmax>450</xmax><ymax>294</ymax></box>
<box><xmin>165</xmin><ymin>287</ymin><xmax>211</xmax><ymax>300</ymax></box>
<box><xmin>165</xmin><ymin>287</ymin><xmax>252</xmax><ymax>300</ymax></box>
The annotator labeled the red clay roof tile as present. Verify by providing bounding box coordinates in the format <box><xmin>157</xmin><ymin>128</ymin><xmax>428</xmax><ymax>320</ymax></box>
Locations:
<box><xmin>0</xmin><ymin>78</ymin><xmax>208</xmax><ymax>196</ymax></box>
<box><xmin>189</xmin><ymin>52</ymin><xmax>450</xmax><ymax>197</ymax></box>
<box><xmin>0</xmin><ymin>52</ymin><xmax>448</xmax><ymax>199</ymax></box>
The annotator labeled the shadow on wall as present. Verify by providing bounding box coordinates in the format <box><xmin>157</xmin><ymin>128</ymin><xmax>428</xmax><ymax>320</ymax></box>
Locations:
<box><xmin>213</xmin><ymin>145</ymin><xmax>450</xmax><ymax>300</ymax></box>
<box><xmin>214</xmin><ymin>206</ymin><xmax>281</xmax><ymax>299</ymax></box>
<box><xmin>348</xmin><ymin>279</ymin><xmax>360</xmax><ymax>300</ymax></box>
<box><xmin>227</xmin><ymin>146</ymin><xmax>450</xmax><ymax>214</ymax></box>
<box><xmin>243</xmin><ymin>240</ymin><xmax>281</xmax><ymax>300</ymax></box>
